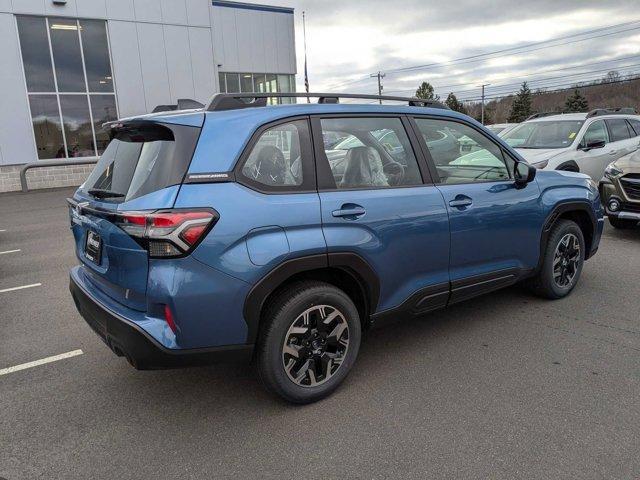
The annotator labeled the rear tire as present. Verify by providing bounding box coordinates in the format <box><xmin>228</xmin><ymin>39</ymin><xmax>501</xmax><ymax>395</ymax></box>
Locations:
<box><xmin>256</xmin><ymin>281</ymin><xmax>361</xmax><ymax>404</ymax></box>
<box><xmin>528</xmin><ymin>219</ymin><xmax>585</xmax><ymax>299</ymax></box>
<box><xmin>608</xmin><ymin>216</ymin><xmax>638</xmax><ymax>229</ymax></box>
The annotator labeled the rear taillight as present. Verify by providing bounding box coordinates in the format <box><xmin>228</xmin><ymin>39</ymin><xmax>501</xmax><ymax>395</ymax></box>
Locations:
<box><xmin>115</xmin><ymin>209</ymin><xmax>217</xmax><ymax>258</ymax></box>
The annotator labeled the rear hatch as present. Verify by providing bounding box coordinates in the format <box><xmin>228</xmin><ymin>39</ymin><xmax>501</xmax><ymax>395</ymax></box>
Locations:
<box><xmin>69</xmin><ymin>116</ymin><xmax>203</xmax><ymax>311</ymax></box>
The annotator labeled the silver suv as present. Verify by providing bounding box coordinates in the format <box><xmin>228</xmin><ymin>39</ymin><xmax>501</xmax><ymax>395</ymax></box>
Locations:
<box><xmin>501</xmin><ymin>109</ymin><xmax>640</xmax><ymax>179</ymax></box>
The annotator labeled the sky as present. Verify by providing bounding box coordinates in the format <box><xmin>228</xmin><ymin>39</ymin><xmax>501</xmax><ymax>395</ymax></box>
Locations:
<box><xmin>273</xmin><ymin>0</ymin><xmax>640</xmax><ymax>103</ymax></box>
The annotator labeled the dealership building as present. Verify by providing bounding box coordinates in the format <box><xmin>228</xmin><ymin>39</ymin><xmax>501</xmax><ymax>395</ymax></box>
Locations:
<box><xmin>0</xmin><ymin>0</ymin><xmax>296</xmax><ymax>192</ymax></box>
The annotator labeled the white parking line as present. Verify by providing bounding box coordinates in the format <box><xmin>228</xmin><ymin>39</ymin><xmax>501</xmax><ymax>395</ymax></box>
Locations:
<box><xmin>0</xmin><ymin>229</ymin><xmax>6</xmax><ymax>232</ymax></box>
<box><xmin>0</xmin><ymin>283</ymin><xmax>41</xmax><ymax>294</ymax></box>
<box><xmin>0</xmin><ymin>350</ymin><xmax>84</xmax><ymax>377</ymax></box>
<box><xmin>0</xmin><ymin>249</ymin><xmax>20</xmax><ymax>255</ymax></box>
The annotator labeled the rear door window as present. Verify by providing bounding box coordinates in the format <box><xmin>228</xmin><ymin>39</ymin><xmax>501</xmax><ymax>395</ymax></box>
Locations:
<box><xmin>606</xmin><ymin>119</ymin><xmax>633</xmax><ymax>142</ymax></box>
<box><xmin>316</xmin><ymin>117</ymin><xmax>423</xmax><ymax>189</ymax></box>
<box><xmin>627</xmin><ymin>119</ymin><xmax>640</xmax><ymax>136</ymax></box>
<box><xmin>82</xmin><ymin>122</ymin><xmax>200</xmax><ymax>202</ymax></box>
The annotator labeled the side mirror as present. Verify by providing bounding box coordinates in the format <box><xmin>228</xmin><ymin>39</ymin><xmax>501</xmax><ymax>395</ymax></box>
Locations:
<box><xmin>581</xmin><ymin>139</ymin><xmax>606</xmax><ymax>151</ymax></box>
<box><xmin>514</xmin><ymin>161</ymin><xmax>536</xmax><ymax>186</ymax></box>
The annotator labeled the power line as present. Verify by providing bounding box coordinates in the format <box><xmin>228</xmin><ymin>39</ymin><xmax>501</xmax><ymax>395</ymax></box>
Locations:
<box><xmin>383</xmin><ymin>54</ymin><xmax>640</xmax><ymax>95</ymax></box>
<box><xmin>383</xmin><ymin>19</ymin><xmax>640</xmax><ymax>75</ymax></box>
<box><xmin>457</xmin><ymin>73</ymin><xmax>640</xmax><ymax>103</ymax></box>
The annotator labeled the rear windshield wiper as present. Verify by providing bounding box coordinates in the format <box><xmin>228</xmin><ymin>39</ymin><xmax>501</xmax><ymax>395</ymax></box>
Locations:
<box><xmin>87</xmin><ymin>188</ymin><xmax>126</xmax><ymax>199</ymax></box>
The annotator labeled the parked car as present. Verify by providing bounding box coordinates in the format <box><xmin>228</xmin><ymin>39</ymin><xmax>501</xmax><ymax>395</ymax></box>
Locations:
<box><xmin>486</xmin><ymin>122</ymin><xmax>518</xmax><ymax>136</ymax></box>
<box><xmin>501</xmin><ymin>109</ymin><xmax>640</xmax><ymax>180</ymax></box>
<box><xmin>599</xmin><ymin>150</ymin><xmax>640</xmax><ymax>229</ymax></box>
<box><xmin>68</xmin><ymin>93</ymin><xmax>604</xmax><ymax>404</ymax></box>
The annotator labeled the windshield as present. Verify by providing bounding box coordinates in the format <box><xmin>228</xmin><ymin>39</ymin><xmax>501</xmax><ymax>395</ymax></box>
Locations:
<box><xmin>502</xmin><ymin>120</ymin><xmax>584</xmax><ymax>149</ymax></box>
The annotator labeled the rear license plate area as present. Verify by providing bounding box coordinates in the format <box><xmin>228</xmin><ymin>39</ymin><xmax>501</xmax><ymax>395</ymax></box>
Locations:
<box><xmin>85</xmin><ymin>230</ymin><xmax>102</xmax><ymax>264</ymax></box>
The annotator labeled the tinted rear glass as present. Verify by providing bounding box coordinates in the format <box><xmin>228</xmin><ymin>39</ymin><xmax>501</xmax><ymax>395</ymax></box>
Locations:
<box><xmin>82</xmin><ymin>122</ymin><xmax>199</xmax><ymax>201</ymax></box>
<box><xmin>606</xmin><ymin>119</ymin><xmax>632</xmax><ymax>142</ymax></box>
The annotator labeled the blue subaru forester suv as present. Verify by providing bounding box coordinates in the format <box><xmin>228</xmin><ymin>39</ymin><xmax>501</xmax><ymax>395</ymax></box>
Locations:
<box><xmin>69</xmin><ymin>93</ymin><xmax>604</xmax><ymax>403</ymax></box>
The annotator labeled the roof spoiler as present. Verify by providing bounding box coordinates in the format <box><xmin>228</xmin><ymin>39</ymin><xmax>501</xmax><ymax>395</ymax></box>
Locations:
<box><xmin>151</xmin><ymin>98</ymin><xmax>205</xmax><ymax>113</ymax></box>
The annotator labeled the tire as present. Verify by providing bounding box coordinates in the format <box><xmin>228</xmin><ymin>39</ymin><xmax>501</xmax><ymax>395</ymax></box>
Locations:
<box><xmin>256</xmin><ymin>280</ymin><xmax>361</xmax><ymax>404</ymax></box>
<box><xmin>608</xmin><ymin>216</ymin><xmax>638</xmax><ymax>229</ymax></box>
<box><xmin>528</xmin><ymin>219</ymin><xmax>585</xmax><ymax>299</ymax></box>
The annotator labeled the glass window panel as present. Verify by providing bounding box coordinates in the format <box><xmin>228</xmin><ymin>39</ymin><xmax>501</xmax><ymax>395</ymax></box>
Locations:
<box><xmin>606</xmin><ymin>119</ymin><xmax>632</xmax><ymax>142</ymax></box>
<box><xmin>17</xmin><ymin>16</ymin><xmax>55</xmax><ymax>92</ymax></box>
<box><xmin>277</xmin><ymin>74</ymin><xmax>291</xmax><ymax>92</ymax></box>
<box><xmin>218</xmin><ymin>72</ymin><xmax>226</xmax><ymax>92</ymax></box>
<box><xmin>254</xmin><ymin>74</ymin><xmax>266</xmax><ymax>93</ymax></box>
<box><xmin>225</xmin><ymin>73</ymin><xmax>240</xmax><ymax>93</ymax></box>
<box><xmin>240</xmin><ymin>73</ymin><xmax>254</xmax><ymax>92</ymax></box>
<box><xmin>29</xmin><ymin>95</ymin><xmax>65</xmax><ymax>159</ymax></box>
<box><xmin>49</xmin><ymin>18</ymin><xmax>86</xmax><ymax>92</ymax></box>
<box><xmin>91</xmin><ymin>95</ymin><xmax>118</xmax><ymax>154</ymax></box>
<box><xmin>319</xmin><ymin>117</ymin><xmax>423</xmax><ymax>189</ymax></box>
<box><xmin>60</xmin><ymin>95</ymin><xmax>95</xmax><ymax>157</ymax></box>
<box><xmin>242</xmin><ymin>121</ymin><xmax>304</xmax><ymax>187</ymax></box>
<box><xmin>80</xmin><ymin>20</ymin><xmax>113</xmax><ymax>92</ymax></box>
<box><xmin>414</xmin><ymin>118</ymin><xmax>511</xmax><ymax>184</ymax></box>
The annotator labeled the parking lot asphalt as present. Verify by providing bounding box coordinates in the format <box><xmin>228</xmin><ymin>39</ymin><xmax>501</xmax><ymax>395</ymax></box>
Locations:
<box><xmin>1</xmin><ymin>187</ymin><xmax>639</xmax><ymax>480</ymax></box>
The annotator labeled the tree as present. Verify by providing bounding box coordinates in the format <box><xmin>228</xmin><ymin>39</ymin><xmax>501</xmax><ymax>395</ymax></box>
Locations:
<box><xmin>415</xmin><ymin>81</ymin><xmax>439</xmax><ymax>101</ymax></box>
<box><xmin>603</xmin><ymin>70</ymin><xmax>621</xmax><ymax>84</ymax></box>
<box><xmin>564</xmin><ymin>88</ymin><xmax>589</xmax><ymax>112</ymax></box>
<box><xmin>508</xmin><ymin>82</ymin><xmax>533</xmax><ymax>123</ymax></box>
<box><xmin>445</xmin><ymin>92</ymin><xmax>466</xmax><ymax>113</ymax></box>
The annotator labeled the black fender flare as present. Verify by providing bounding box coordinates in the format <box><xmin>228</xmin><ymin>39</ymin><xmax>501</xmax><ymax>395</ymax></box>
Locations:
<box><xmin>537</xmin><ymin>200</ymin><xmax>597</xmax><ymax>270</ymax></box>
<box><xmin>555</xmin><ymin>160</ymin><xmax>580</xmax><ymax>172</ymax></box>
<box><xmin>243</xmin><ymin>253</ymin><xmax>380</xmax><ymax>344</ymax></box>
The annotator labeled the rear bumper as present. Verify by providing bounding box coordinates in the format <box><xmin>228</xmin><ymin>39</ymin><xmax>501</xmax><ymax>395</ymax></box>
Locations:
<box><xmin>69</xmin><ymin>271</ymin><xmax>253</xmax><ymax>370</ymax></box>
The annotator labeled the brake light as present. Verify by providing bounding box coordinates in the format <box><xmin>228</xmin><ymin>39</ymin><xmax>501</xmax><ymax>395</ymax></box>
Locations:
<box><xmin>114</xmin><ymin>209</ymin><xmax>217</xmax><ymax>258</ymax></box>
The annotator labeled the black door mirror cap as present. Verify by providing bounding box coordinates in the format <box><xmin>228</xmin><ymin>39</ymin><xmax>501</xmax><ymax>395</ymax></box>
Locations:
<box><xmin>581</xmin><ymin>139</ymin><xmax>606</xmax><ymax>151</ymax></box>
<box><xmin>514</xmin><ymin>161</ymin><xmax>536</xmax><ymax>185</ymax></box>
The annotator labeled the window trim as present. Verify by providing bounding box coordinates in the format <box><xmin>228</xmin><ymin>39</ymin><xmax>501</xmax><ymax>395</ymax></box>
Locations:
<box><xmin>408</xmin><ymin>115</ymin><xmax>517</xmax><ymax>186</ymax></box>
<box><xmin>234</xmin><ymin>116</ymin><xmax>317</xmax><ymax>195</ymax></box>
<box><xmin>309</xmin><ymin>113</ymin><xmax>433</xmax><ymax>192</ymax></box>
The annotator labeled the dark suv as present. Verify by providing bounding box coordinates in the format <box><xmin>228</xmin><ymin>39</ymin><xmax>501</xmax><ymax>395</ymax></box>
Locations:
<box><xmin>68</xmin><ymin>93</ymin><xmax>604</xmax><ymax>403</ymax></box>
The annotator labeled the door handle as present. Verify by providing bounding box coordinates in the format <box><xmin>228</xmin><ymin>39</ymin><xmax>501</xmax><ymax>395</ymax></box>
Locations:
<box><xmin>332</xmin><ymin>205</ymin><xmax>366</xmax><ymax>218</ymax></box>
<box><xmin>449</xmin><ymin>196</ymin><xmax>473</xmax><ymax>208</ymax></box>
<box><xmin>608</xmin><ymin>150</ymin><xmax>618</xmax><ymax>155</ymax></box>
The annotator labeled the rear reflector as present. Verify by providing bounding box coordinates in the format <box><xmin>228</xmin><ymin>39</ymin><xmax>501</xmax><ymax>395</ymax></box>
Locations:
<box><xmin>163</xmin><ymin>304</ymin><xmax>177</xmax><ymax>333</ymax></box>
<box><xmin>114</xmin><ymin>209</ymin><xmax>217</xmax><ymax>258</ymax></box>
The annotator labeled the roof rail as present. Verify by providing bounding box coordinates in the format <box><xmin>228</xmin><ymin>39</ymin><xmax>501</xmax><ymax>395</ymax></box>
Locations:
<box><xmin>525</xmin><ymin>111</ymin><xmax>583</xmax><ymax>121</ymax></box>
<box><xmin>205</xmin><ymin>92</ymin><xmax>449</xmax><ymax>112</ymax></box>
<box><xmin>586</xmin><ymin>107</ymin><xmax>638</xmax><ymax>118</ymax></box>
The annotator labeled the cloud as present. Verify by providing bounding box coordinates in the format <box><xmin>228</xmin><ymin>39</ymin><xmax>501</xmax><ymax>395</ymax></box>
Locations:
<box><xmin>283</xmin><ymin>0</ymin><xmax>640</xmax><ymax>101</ymax></box>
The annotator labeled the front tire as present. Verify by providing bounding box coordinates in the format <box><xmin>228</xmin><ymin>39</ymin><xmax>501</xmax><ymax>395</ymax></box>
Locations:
<box><xmin>529</xmin><ymin>219</ymin><xmax>585</xmax><ymax>299</ymax></box>
<box><xmin>256</xmin><ymin>281</ymin><xmax>361</xmax><ymax>404</ymax></box>
<box><xmin>608</xmin><ymin>216</ymin><xmax>638</xmax><ymax>229</ymax></box>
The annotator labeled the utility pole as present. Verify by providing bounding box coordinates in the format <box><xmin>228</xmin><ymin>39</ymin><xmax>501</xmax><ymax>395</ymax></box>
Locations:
<box><xmin>477</xmin><ymin>83</ymin><xmax>490</xmax><ymax>124</ymax></box>
<box><xmin>370</xmin><ymin>71</ymin><xmax>385</xmax><ymax>104</ymax></box>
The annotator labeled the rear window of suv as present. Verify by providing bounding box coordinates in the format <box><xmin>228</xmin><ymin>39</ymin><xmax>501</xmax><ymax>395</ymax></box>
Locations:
<box><xmin>82</xmin><ymin>122</ymin><xmax>200</xmax><ymax>202</ymax></box>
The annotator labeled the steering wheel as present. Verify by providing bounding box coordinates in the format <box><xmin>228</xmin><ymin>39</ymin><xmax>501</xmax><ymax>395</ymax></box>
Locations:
<box><xmin>383</xmin><ymin>160</ymin><xmax>405</xmax><ymax>186</ymax></box>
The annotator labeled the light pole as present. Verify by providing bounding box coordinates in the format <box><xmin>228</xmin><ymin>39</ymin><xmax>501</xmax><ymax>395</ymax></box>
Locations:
<box><xmin>477</xmin><ymin>83</ymin><xmax>490</xmax><ymax>124</ymax></box>
<box><xmin>370</xmin><ymin>71</ymin><xmax>385</xmax><ymax>103</ymax></box>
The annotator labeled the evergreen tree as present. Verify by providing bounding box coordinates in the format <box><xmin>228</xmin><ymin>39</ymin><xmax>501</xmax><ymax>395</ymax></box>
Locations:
<box><xmin>564</xmin><ymin>88</ymin><xmax>589</xmax><ymax>112</ymax></box>
<box><xmin>445</xmin><ymin>92</ymin><xmax>466</xmax><ymax>113</ymax></box>
<box><xmin>415</xmin><ymin>81</ymin><xmax>439</xmax><ymax>101</ymax></box>
<box><xmin>507</xmin><ymin>82</ymin><xmax>533</xmax><ymax>122</ymax></box>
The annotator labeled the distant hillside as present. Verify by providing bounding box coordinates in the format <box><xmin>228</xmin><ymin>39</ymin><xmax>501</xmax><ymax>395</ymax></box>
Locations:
<box><xmin>465</xmin><ymin>77</ymin><xmax>640</xmax><ymax>124</ymax></box>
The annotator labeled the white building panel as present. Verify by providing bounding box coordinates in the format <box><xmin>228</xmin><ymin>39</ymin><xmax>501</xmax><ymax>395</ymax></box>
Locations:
<box><xmin>160</xmin><ymin>0</ymin><xmax>188</xmax><ymax>25</ymax></box>
<box><xmin>133</xmin><ymin>0</ymin><xmax>162</xmax><ymax>23</ymax></box>
<box><xmin>188</xmin><ymin>27</ymin><xmax>216</xmax><ymax>103</ymax></box>
<box><xmin>76</xmin><ymin>0</ymin><xmax>107</xmax><ymax>19</ymax></box>
<box><xmin>11</xmin><ymin>0</ymin><xmax>46</xmax><ymax>15</ymax></box>
<box><xmin>0</xmin><ymin>13</ymin><xmax>37</xmax><ymax>165</ymax></box>
<box><xmin>105</xmin><ymin>0</ymin><xmax>135</xmax><ymax>21</ymax></box>
<box><xmin>163</xmin><ymin>25</ymin><xmax>195</xmax><ymax>102</ymax></box>
<box><xmin>185</xmin><ymin>0</ymin><xmax>210</xmax><ymax>27</ymax></box>
<box><xmin>108</xmin><ymin>20</ymin><xmax>147</xmax><ymax>117</ymax></box>
<box><xmin>136</xmin><ymin>22</ymin><xmax>172</xmax><ymax>112</ymax></box>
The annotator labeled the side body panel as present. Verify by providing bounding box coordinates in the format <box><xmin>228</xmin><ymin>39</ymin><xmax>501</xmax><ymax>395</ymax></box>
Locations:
<box><xmin>319</xmin><ymin>186</ymin><xmax>450</xmax><ymax>312</ymax></box>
